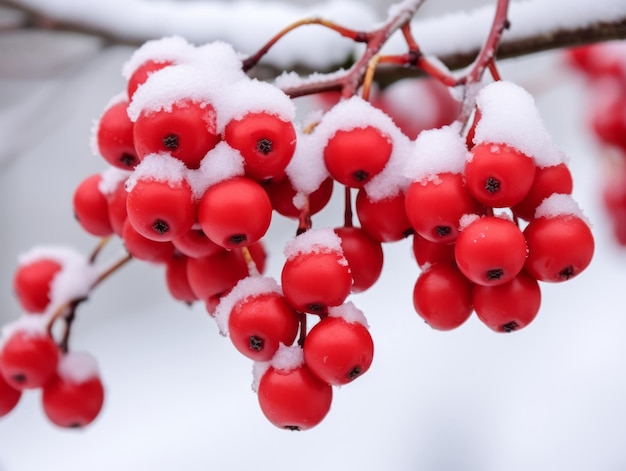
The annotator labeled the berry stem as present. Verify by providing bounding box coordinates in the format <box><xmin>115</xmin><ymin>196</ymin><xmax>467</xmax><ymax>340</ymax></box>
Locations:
<box><xmin>344</xmin><ymin>187</ymin><xmax>353</xmax><ymax>228</ymax></box>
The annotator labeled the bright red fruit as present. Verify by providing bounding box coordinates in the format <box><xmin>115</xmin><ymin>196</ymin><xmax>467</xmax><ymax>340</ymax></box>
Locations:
<box><xmin>127</xmin><ymin>59</ymin><xmax>173</xmax><ymax>99</ymax></box>
<box><xmin>197</xmin><ymin>177</ymin><xmax>273</xmax><ymax>249</ymax></box>
<box><xmin>164</xmin><ymin>255</ymin><xmax>197</xmax><ymax>304</ymax></box>
<box><xmin>105</xmin><ymin>178</ymin><xmax>129</xmax><ymax>236</ymax></box>
<box><xmin>281</xmin><ymin>251</ymin><xmax>352</xmax><ymax>314</ymax></box>
<box><xmin>13</xmin><ymin>258</ymin><xmax>63</xmax><ymax>314</ymax></box>
<box><xmin>455</xmin><ymin>216</ymin><xmax>527</xmax><ymax>286</ymax></box>
<box><xmin>524</xmin><ymin>214</ymin><xmax>594</xmax><ymax>282</ymax></box>
<box><xmin>42</xmin><ymin>373</ymin><xmax>104</xmax><ymax>428</ymax></box>
<box><xmin>263</xmin><ymin>176</ymin><xmax>334</xmax><ymax>219</ymax></box>
<box><xmin>411</xmin><ymin>233</ymin><xmax>456</xmax><ymax>269</ymax></box>
<box><xmin>172</xmin><ymin>228</ymin><xmax>223</xmax><ymax>259</ymax></box>
<box><xmin>405</xmin><ymin>172</ymin><xmax>483</xmax><ymax>244</ymax></box>
<box><xmin>224</xmin><ymin>112</ymin><xmax>296</xmax><ymax>182</ymax></box>
<box><xmin>121</xmin><ymin>219</ymin><xmax>176</xmax><ymax>263</ymax></box>
<box><xmin>473</xmin><ymin>270</ymin><xmax>541</xmax><ymax>333</ymax></box>
<box><xmin>96</xmin><ymin>98</ymin><xmax>139</xmax><ymax>170</ymax></box>
<box><xmin>356</xmin><ymin>190</ymin><xmax>413</xmax><ymax>242</ymax></box>
<box><xmin>257</xmin><ymin>364</ymin><xmax>333</xmax><ymax>431</ymax></box>
<box><xmin>133</xmin><ymin>99</ymin><xmax>221</xmax><ymax>169</ymax></box>
<box><xmin>412</xmin><ymin>264</ymin><xmax>474</xmax><ymax>331</ymax></box>
<box><xmin>334</xmin><ymin>226</ymin><xmax>384</xmax><ymax>292</ymax></box>
<box><xmin>464</xmin><ymin>142</ymin><xmax>536</xmax><ymax>208</ymax></box>
<box><xmin>0</xmin><ymin>372</ymin><xmax>21</xmax><ymax>417</ymax></box>
<box><xmin>323</xmin><ymin>126</ymin><xmax>392</xmax><ymax>188</ymax></box>
<box><xmin>228</xmin><ymin>293</ymin><xmax>299</xmax><ymax>361</ymax></box>
<box><xmin>73</xmin><ymin>173</ymin><xmax>114</xmax><ymax>237</ymax></box>
<box><xmin>0</xmin><ymin>330</ymin><xmax>60</xmax><ymax>390</ymax></box>
<box><xmin>303</xmin><ymin>316</ymin><xmax>374</xmax><ymax>385</ymax></box>
<box><xmin>126</xmin><ymin>178</ymin><xmax>196</xmax><ymax>242</ymax></box>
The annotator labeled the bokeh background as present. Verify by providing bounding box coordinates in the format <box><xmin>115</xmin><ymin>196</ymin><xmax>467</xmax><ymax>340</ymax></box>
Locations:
<box><xmin>1</xmin><ymin>1</ymin><xmax>626</xmax><ymax>470</ymax></box>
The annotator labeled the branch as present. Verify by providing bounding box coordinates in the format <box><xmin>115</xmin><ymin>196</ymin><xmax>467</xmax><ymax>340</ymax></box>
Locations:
<box><xmin>1</xmin><ymin>0</ymin><xmax>626</xmax><ymax>84</ymax></box>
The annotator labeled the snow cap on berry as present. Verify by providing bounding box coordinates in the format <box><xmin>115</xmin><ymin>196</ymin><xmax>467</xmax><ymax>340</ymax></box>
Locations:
<box><xmin>251</xmin><ymin>344</ymin><xmax>304</xmax><ymax>393</ymax></box>
<box><xmin>285</xmin><ymin>126</ymin><xmax>329</xmax><ymax>199</ymax></box>
<box><xmin>534</xmin><ymin>193</ymin><xmax>591</xmax><ymax>225</ymax></box>
<box><xmin>458</xmin><ymin>213</ymin><xmax>481</xmax><ymax>231</ymax></box>
<box><xmin>405</xmin><ymin>121</ymin><xmax>467</xmax><ymax>184</ymax></box>
<box><xmin>121</xmin><ymin>36</ymin><xmax>197</xmax><ymax>80</ymax></box>
<box><xmin>57</xmin><ymin>351</ymin><xmax>100</xmax><ymax>384</ymax></box>
<box><xmin>98</xmin><ymin>166</ymin><xmax>132</xmax><ymax>196</ymax></box>
<box><xmin>186</xmin><ymin>141</ymin><xmax>245</xmax><ymax>199</ymax></box>
<box><xmin>17</xmin><ymin>245</ymin><xmax>98</xmax><ymax>318</ymax></box>
<box><xmin>327</xmin><ymin>301</ymin><xmax>369</xmax><ymax>328</ymax></box>
<box><xmin>125</xmin><ymin>152</ymin><xmax>187</xmax><ymax>191</ymax></box>
<box><xmin>126</xmin><ymin>63</ymin><xmax>225</xmax><ymax>122</ymax></box>
<box><xmin>0</xmin><ymin>315</ymin><xmax>48</xmax><ymax>352</ymax></box>
<box><xmin>473</xmin><ymin>81</ymin><xmax>566</xmax><ymax>167</ymax></box>
<box><xmin>213</xmin><ymin>276</ymin><xmax>282</xmax><ymax>336</ymax></box>
<box><xmin>212</xmin><ymin>78</ymin><xmax>296</xmax><ymax>133</ymax></box>
<box><xmin>283</xmin><ymin>227</ymin><xmax>347</xmax><ymax>265</ymax></box>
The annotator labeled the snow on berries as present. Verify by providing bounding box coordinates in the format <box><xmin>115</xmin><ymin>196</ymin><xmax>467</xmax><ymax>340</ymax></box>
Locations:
<box><xmin>3</xmin><ymin>30</ymin><xmax>596</xmax><ymax>433</ymax></box>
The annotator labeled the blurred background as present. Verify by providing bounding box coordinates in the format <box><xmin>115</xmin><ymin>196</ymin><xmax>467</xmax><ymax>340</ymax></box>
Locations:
<box><xmin>1</xmin><ymin>1</ymin><xmax>626</xmax><ymax>470</ymax></box>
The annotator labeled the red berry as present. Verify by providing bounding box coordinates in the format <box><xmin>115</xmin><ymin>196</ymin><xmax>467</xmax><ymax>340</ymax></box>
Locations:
<box><xmin>454</xmin><ymin>216</ymin><xmax>527</xmax><ymax>286</ymax></box>
<box><xmin>126</xmin><ymin>177</ymin><xmax>196</xmax><ymax>242</ymax></box>
<box><xmin>464</xmin><ymin>142</ymin><xmax>536</xmax><ymax>208</ymax></box>
<box><xmin>263</xmin><ymin>176</ymin><xmax>334</xmax><ymax>219</ymax></box>
<box><xmin>257</xmin><ymin>363</ymin><xmax>333</xmax><ymax>431</ymax></box>
<box><xmin>473</xmin><ymin>270</ymin><xmax>541</xmax><ymax>333</ymax></box>
<box><xmin>356</xmin><ymin>189</ymin><xmax>413</xmax><ymax>242</ymax></box>
<box><xmin>13</xmin><ymin>258</ymin><xmax>63</xmax><ymax>314</ymax></box>
<box><xmin>228</xmin><ymin>293</ymin><xmax>299</xmax><ymax>361</ymax></box>
<box><xmin>281</xmin><ymin>250</ymin><xmax>352</xmax><ymax>314</ymax></box>
<box><xmin>72</xmin><ymin>173</ymin><xmax>114</xmax><ymax>237</ymax></box>
<box><xmin>224</xmin><ymin>112</ymin><xmax>297</xmax><ymax>182</ymax></box>
<box><xmin>127</xmin><ymin>59</ymin><xmax>173</xmax><ymax>99</ymax></box>
<box><xmin>411</xmin><ymin>233</ymin><xmax>456</xmax><ymax>269</ymax></box>
<box><xmin>334</xmin><ymin>226</ymin><xmax>384</xmax><ymax>293</ymax></box>
<box><xmin>95</xmin><ymin>98</ymin><xmax>140</xmax><ymax>170</ymax></box>
<box><xmin>121</xmin><ymin>219</ymin><xmax>176</xmax><ymax>263</ymax></box>
<box><xmin>303</xmin><ymin>316</ymin><xmax>374</xmax><ymax>385</ymax></box>
<box><xmin>412</xmin><ymin>264</ymin><xmax>474</xmax><ymax>331</ymax></box>
<box><xmin>0</xmin><ymin>330</ymin><xmax>60</xmax><ymax>390</ymax></box>
<box><xmin>105</xmin><ymin>178</ymin><xmax>129</xmax><ymax>236</ymax></box>
<box><xmin>405</xmin><ymin>172</ymin><xmax>483</xmax><ymax>244</ymax></box>
<box><xmin>0</xmin><ymin>372</ymin><xmax>21</xmax><ymax>417</ymax></box>
<box><xmin>42</xmin><ymin>353</ymin><xmax>104</xmax><ymax>429</ymax></box>
<box><xmin>172</xmin><ymin>228</ymin><xmax>223</xmax><ymax>259</ymax></box>
<box><xmin>133</xmin><ymin>99</ymin><xmax>221</xmax><ymax>169</ymax></box>
<box><xmin>524</xmin><ymin>214</ymin><xmax>594</xmax><ymax>282</ymax></box>
<box><xmin>323</xmin><ymin>126</ymin><xmax>392</xmax><ymax>188</ymax></box>
<box><xmin>198</xmin><ymin>177</ymin><xmax>273</xmax><ymax>249</ymax></box>
<box><xmin>164</xmin><ymin>255</ymin><xmax>198</xmax><ymax>304</ymax></box>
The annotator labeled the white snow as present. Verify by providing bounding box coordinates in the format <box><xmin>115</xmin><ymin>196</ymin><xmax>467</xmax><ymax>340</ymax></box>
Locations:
<box><xmin>283</xmin><ymin>227</ymin><xmax>346</xmax><ymax>262</ymax></box>
<box><xmin>472</xmin><ymin>81</ymin><xmax>567</xmax><ymax>167</ymax></box>
<box><xmin>97</xmin><ymin>166</ymin><xmax>132</xmax><ymax>195</ymax></box>
<box><xmin>534</xmin><ymin>193</ymin><xmax>590</xmax><ymax>225</ymax></box>
<box><xmin>124</xmin><ymin>152</ymin><xmax>187</xmax><ymax>191</ymax></box>
<box><xmin>0</xmin><ymin>315</ymin><xmax>49</xmax><ymax>352</ymax></box>
<box><xmin>186</xmin><ymin>142</ymin><xmax>245</xmax><ymax>199</ymax></box>
<box><xmin>327</xmin><ymin>301</ymin><xmax>369</xmax><ymax>328</ymax></box>
<box><xmin>284</xmin><ymin>128</ymin><xmax>330</xmax><ymax>197</ymax></box>
<box><xmin>121</xmin><ymin>35</ymin><xmax>197</xmax><ymax>80</ymax></box>
<box><xmin>57</xmin><ymin>350</ymin><xmax>100</xmax><ymax>384</ymax></box>
<box><xmin>213</xmin><ymin>276</ymin><xmax>282</xmax><ymax>336</ymax></box>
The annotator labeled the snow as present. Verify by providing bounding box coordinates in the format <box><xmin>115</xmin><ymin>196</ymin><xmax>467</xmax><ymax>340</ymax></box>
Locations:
<box><xmin>125</xmin><ymin>152</ymin><xmax>187</xmax><ymax>191</ymax></box>
<box><xmin>283</xmin><ymin>227</ymin><xmax>345</xmax><ymax>261</ymax></box>
<box><xmin>472</xmin><ymin>81</ymin><xmax>566</xmax><ymax>167</ymax></box>
<box><xmin>57</xmin><ymin>351</ymin><xmax>100</xmax><ymax>384</ymax></box>
<box><xmin>121</xmin><ymin>35</ymin><xmax>197</xmax><ymax>80</ymax></box>
<box><xmin>187</xmin><ymin>142</ymin><xmax>245</xmax><ymax>199</ymax></box>
<box><xmin>405</xmin><ymin>121</ymin><xmax>467</xmax><ymax>183</ymax></box>
<box><xmin>0</xmin><ymin>315</ymin><xmax>48</xmax><ymax>352</ymax></box>
<box><xmin>97</xmin><ymin>166</ymin><xmax>131</xmax><ymax>195</ymax></box>
<box><xmin>327</xmin><ymin>301</ymin><xmax>369</xmax><ymax>328</ymax></box>
<box><xmin>284</xmin><ymin>129</ymin><xmax>330</xmax><ymax>197</ymax></box>
<box><xmin>534</xmin><ymin>193</ymin><xmax>590</xmax><ymax>224</ymax></box>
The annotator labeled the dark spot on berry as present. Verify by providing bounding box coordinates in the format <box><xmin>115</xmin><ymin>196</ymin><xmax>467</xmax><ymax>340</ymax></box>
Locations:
<box><xmin>68</xmin><ymin>422</ymin><xmax>83</xmax><ymax>429</ymax></box>
<box><xmin>120</xmin><ymin>152</ymin><xmax>137</xmax><ymax>167</ymax></box>
<box><xmin>502</xmin><ymin>321</ymin><xmax>519</xmax><ymax>332</ymax></box>
<box><xmin>485</xmin><ymin>177</ymin><xmax>501</xmax><ymax>194</ymax></box>
<box><xmin>284</xmin><ymin>425</ymin><xmax>301</xmax><ymax>431</ymax></box>
<box><xmin>559</xmin><ymin>265</ymin><xmax>575</xmax><ymax>280</ymax></box>
<box><xmin>162</xmin><ymin>134</ymin><xmax>179</xmax><ymax>150</ymax></box>
<box><xmin>352</xmin><ymin>169</ymin><xmax>369</xmax><ymax>182</ymax></box>
<box><xmin>152</xmin><ymin>219</ymin><xmax>170</xmax><ymax>235</ymax></box>
<box><xmin>487</xmin><ymin>268</ymin><xmax>504</xmax><ymax>280</ymax></box>
<box><xmin>11</xmin><ymin>374</ymin><xmax>26</xmax><ymax>384</ymax></box>
<box><xmin>249</xmin><ymin>335</ymin><xmax>264</xmax><ymax>352</ymax></box>
<box><xmin>229</xmin><ymin>234</ymin><xmax>247</xmax><ymax>245</ymax></box>
<box><xmin>348</xmin><ymin>366</ymin><xmax>362</xmax><ymax>380</ymax></box>
<box><xmin>257</xmin><ymin>138</ymin><xmax>273</xmax><ymax>155</ymax></box>
<box><xmin>307</xmin><ymin>303</ymin><xmax>325</xmax><ymax>313</ymax></box>
<box><xmin>402</xmin><ymin>227</ymin><xmax>415</xmax><ymax>238</ymax></box>
<box><xmin>435</xmin><ymin>225</ymin><xmax>451</xmax><ymax>237</ymax></box>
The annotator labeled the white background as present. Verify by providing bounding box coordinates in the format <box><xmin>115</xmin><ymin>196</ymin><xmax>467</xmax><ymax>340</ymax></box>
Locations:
<box><xmin>1</xmin><ymin>1</ymin><xmax>626</xmax><ymax>470</ymax></box>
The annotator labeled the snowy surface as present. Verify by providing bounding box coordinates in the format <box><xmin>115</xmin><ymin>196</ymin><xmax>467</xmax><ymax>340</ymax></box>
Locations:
<box><xmin>2</xmin><ymin>1</ymin><xmax>626</xmax><ymax>471</ymax></box>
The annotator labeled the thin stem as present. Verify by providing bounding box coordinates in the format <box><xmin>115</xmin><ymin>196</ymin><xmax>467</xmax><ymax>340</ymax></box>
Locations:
<box><xmin>344</xmin><ymin>187</ymin><xmax>353</xmax><ymax>228</ymax></box>
<box><xmin>297</xmin><ymin>312</ymin><xmax>307</xmax><ymax>347</ymax></box>
<box><xmin>88</xmin><ymin>236</ymin><xmax>110</xmax><ymax>264</ymax></box>
<box><xmin>241</xmin><ymin>246</ymin><xmax>260</xmax><ymax>276</ymax></box>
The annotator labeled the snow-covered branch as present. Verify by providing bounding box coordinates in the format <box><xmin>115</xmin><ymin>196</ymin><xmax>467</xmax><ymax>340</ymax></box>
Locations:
<box><xmin>2</xmin><ymin>0</ymin><xmax>626</xmax><ymax>77</ymax></box>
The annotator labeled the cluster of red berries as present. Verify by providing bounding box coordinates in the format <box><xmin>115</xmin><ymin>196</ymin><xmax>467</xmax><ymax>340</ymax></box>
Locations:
<box><xmin>0</xmin><ymin>247</ymin><xmax>104</xmax><ymax>427</ymax></box>
<box><xmin>1</xmin><ymin>35</ymin><xmax>595</xmax><ymax>431</ymax></box>
<box><xmin>565</xmin><ymin>40</ymin><xmax>626</xmax><ymax>245</ymax></box>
